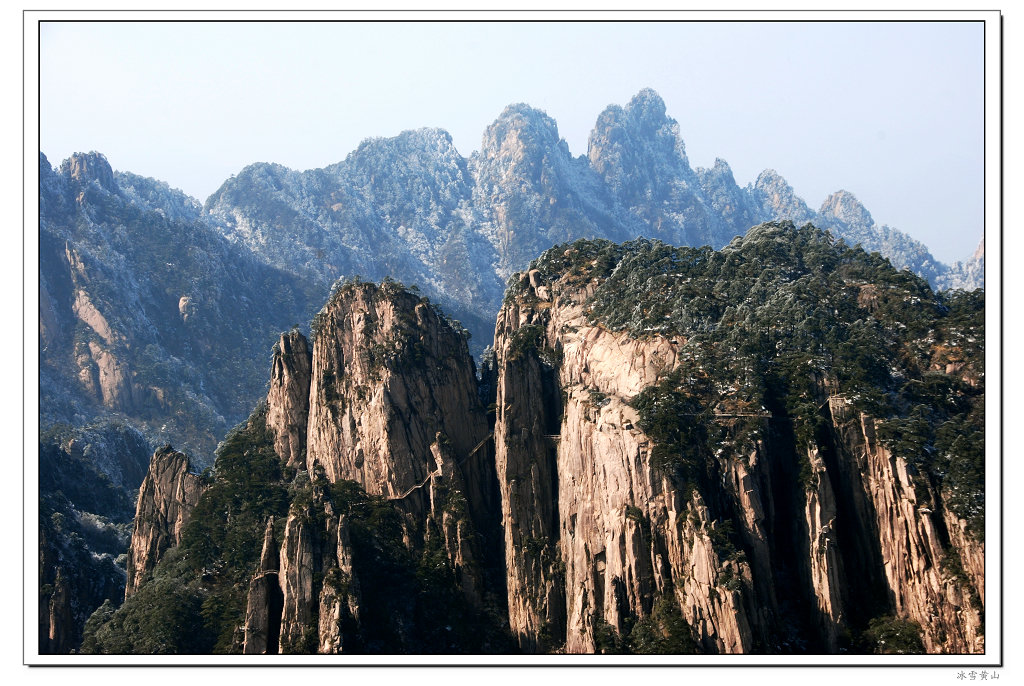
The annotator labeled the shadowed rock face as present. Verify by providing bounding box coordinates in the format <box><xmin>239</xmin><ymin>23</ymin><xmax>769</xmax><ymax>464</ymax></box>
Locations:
<box><xmin>825</xmin><ymin>401</ymin><xmax>984</xmax><ymax>653</ymax></box>
<box><xmin>124</xmin><ymin>447</ymin><xmax>206</xmax><ymax>598</ymax></box>
<box><xmin>39</xmin><ymin>150</ymin><xmax>319</xmax><ymax>465</ymax></box>
<box><xmin>272</xmin><ymin>491</ymin><xmax>364</xmax><ymax>655</ymax></box>
<box><xmin>242</xmin><ymin>518</ymin><xmax>283</xmax><ymax>655</ymax></box>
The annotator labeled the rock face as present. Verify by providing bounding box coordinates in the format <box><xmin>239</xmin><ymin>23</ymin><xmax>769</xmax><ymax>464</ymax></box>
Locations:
<box><xmin>242</xmin><ymin>518</ymin><xmax>284</xmax><ymax>654</ymax></box>
<box><xmin>826</xmin><ymin>401</ymin><xmax>984</xmax><ymax>653</ymax></box>
<box><xmin>267</xmin><ymin>330</ymin><xmax>313</xmax><ymax>468</ymax></box>
<box><xmin>38</xmin><ymin>150</ymin><xmax>318</xmax><ymax>463</ymax></box>
<box><xmin>44</xmin><ymin>101</ymin><xmax>986</xmax><ymax>654</ymax></box>
<box><xmin>802</xmin><ymin>445</ymin><xmax>846</xmax><ymax>651</ymax></box>
<box><xmin>493</xmin><ymin>266</ymin><xmax>764</xmax><ymax>653</ymax></box>
<box><xmin>275</xmin><ymin>488</ymin><xmax>364</xmax><ymax>654</ymax></box>
<box><xmin>125</xmin><ymin>446</ymin><xmax>206</xmax><ymax>597</ymax></box>
<box><xmin>241</xmin><ymin>281</ymin><xmax>502</xmax><ymax>654</ymax></box>
<box><xmin>78</xmin><ymin>229</ymin><xmax>984</xmax><ymax>655</ymax></box>
<box><xmin>491</xmin><ymin>301</ymin><xmax>565</xmax><ymax>650</ymax></box>
<box><xmin>491</xmin><ymin>229</ymin><xmax>984</xmax><ymax>654</ymax></box>
<box><xmin>40</xmin><ymin>89</ymin><xmax>981</xmax><ymax>498</ymax></box>
<box><xmin>306</xmin><ymin>281</ymin><xmax>497</xmax><ymax>532</ymax></box>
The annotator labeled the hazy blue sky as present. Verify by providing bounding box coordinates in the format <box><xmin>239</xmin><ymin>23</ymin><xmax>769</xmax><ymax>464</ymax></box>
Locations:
<box><xmin>40</xmin><ymin>20</ymin><xmax>984</xmax><ymax>264</ymax></box>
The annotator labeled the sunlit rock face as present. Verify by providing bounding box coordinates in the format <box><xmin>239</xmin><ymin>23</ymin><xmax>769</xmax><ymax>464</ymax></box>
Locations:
<box><xmin>491</xmin><ymin>227</ymin><xmax>983</xmax><ymax>654</ymax></box>
<box><xmin>125</xmin><ymin>447</ymin><xmax>206</xmax><ymax>599</ymax></box>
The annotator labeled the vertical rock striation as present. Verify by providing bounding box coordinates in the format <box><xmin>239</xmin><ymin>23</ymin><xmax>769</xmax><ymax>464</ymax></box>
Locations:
<box><xmin>246</xmin><ymin>280</ymin><xmax>504</xmax><ymax>653</ymax></box>
<box><xmin>305</xmin><ymin>281</ymin><xmax>497</xmax><ymax>538</ymax></box>
<box><xmin>492</xmin><ymin>232</ymin><xmax>984</xmax><ymax>655</ymax></box>
<box><xmin>802</xmin><ymin>445</ymin><xmax>847</xmax><ymax>650</ymax></box>
<box><xmin>124</xmin><ymin>447</ymin><xmax>206</xmax><ymax>598</ymax></box>
<box><xmin>242</xmin><ymin>518</ymin><xmax>283</xmax><ymax>654</ymax></box>
<box><xmin>83</xmin><ymin>229</ymin><xmax>983</xmax><ymax>656</ymax></box>
<box><xmin>492</xmin><ymin>280</ymin><xmax>565</xmax><ymax>650</ymax></box>
<box><xmin>826</xmin><ymin>400</ymin><xmax>985</xmax><ymax>653</ymax></box>
<box><xmin>494</xmin><ymin>265</ymin><xmax>774</xmax><ymax>653</ymax></box>
<box><xmin>267</xmin><ymin>330</ymin><xmax>313</xmax><ymax>468</ymax></box>
<box><xmin>274</xmin><ymin>485</ymin><xmax>365</xmax><ymax>654</ymax></box>
<box><xmin>317</xmin><ymin>512</ymin><xmax>362</xmax><ymax>654</ymax></box>
<box><xmin>273</xmin><ymin>484</ymin><xmax>365</xmax><ymax>654</ymax></box>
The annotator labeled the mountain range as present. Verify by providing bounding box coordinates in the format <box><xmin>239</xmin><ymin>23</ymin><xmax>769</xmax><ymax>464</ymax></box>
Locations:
<box><xmin>40</xmin><ymin>89</ymin><xmax>983</xmax><ymax>459</ymax></box>
<box><xmin>37</xmin><ymin>89</ymin><xmax>985</xmax><ymax>655</ymax></box>
<box><xmin>74</xmin><ymin>226</ymin><xmax>985</xmax><ymax>656</ymax></box>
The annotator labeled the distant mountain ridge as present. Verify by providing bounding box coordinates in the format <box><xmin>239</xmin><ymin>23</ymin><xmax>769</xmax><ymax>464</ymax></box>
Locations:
<box><xmin>40</xmin><ymin>88</ymin><xmax>983</xmax><ymax>467</ymax></box>
<box><xmin>39</xmin><ymin>151</ymin><xmax>320</xmax><ymax>461</ymax></box>
<box><xmin>203</xmin><ymin>88</ymin><xmax>983</xmax><ymax>307</ymax></box>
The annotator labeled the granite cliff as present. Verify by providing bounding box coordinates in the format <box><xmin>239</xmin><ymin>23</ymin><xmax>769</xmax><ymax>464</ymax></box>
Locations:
<box><xmin>81</xmin><ymin>226</ymin><xmax>984</xmax><ymax>655</ymax></box>
<box><xmin>85</xmin><ymin>282</ymin><xmax>511</xmax><ymax>654</ymax></box>
<box><xmin>490</xmin><ymin>224</ymin><xmax>983</xmax><ymax>654</ymax></box>
<box><xmin>124</xmin><ymin>446</ymin><xmax>206</xmax><ymax>598</ymax></box>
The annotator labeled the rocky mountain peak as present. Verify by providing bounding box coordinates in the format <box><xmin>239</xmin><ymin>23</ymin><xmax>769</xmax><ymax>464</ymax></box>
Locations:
<box><xmin>702</xmin><ymin>157</ymin><xmax>737</xmax><ymax>182</ymax></box>
<box><xmin>754</xmin><ymin>168</ymin><xmax>784</xmax><ymax>186</ymax></box>
<box><xmin>752</xmin><ymin>168</ymin><xmax>786</xmax><ymax>195</ymax></box>
<box><xmin>625</xmin><ymin>87</ymin><xmax>670</xmax><ymax>130</ymax></box>
<box><xmin>491</xmin><ymin>102</ymin><xmax>559</xmax><ymax>129</ymax></box>
<box><xmin>124</xmin><ymin>446</ymin><xmax>206</xmax><ymax>598</ymax></box>
<box><xmin>589</xmin><ymin>88</ymin><xmax>686</xmax><ymax>171</ymax></box>
<box><xmin>60</xmin><ymin>151</ymin><xmax>117</xmax><ymax>193</ymax></box>
<box><xmin>351</xmin><ymin>126</ymin><xmax>463</xmax><ymax>163</ymax></box>
<box><xmin>344</xmin><ymin>126</ymin><xmax>472</xmax><ymax>210</ymax></box>
<box><xmin>44</xmin><ymin>90</ymin><xmax>987</xmax><ymax>655</ymax></box>
<box><xmin>474</xmin><ymin>101</ymin><xmax>601</xmax><ymax>279</ymax></box>
<box><xmin>481</xmin><ymin>103</ymin><xmax>564</xmax><ymax>160</ymax></box>
<box><xmin>39</xmin><ymin>152</ymin><xmax>60</xmax><ymax>187</ymax></box>
<box><xmin>971</xmin><ymin>237</ymin><xmax>984</xmax><ymax>262</ymax></box>
<box><xmin>819</xmin><ymin>189</ymin><xmax>874</xmax><ymax>229</ymax></box>
<box><xmin>589</xmin><ymin>89</ymin><xmax>730</xmax><ymax>246</ymax></box>
<box><xmin>750</xmin><ymin>169</ymin><xmax>815</xmax><ymax>224</ymax></box>
<box><xmin>305</xmin><ymin>280</ymin><xmax>495</xmax><ymax>523</ymax></box>
<box><xmin>39</xmin><ymin>153</ymin><xmax>71</xmax><ymax>216</ymax></box>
